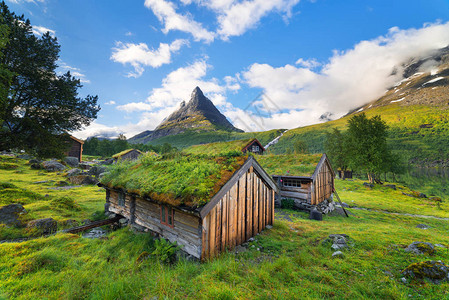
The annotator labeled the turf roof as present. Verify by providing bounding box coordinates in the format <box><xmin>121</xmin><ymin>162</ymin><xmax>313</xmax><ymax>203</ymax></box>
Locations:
<box><xmin>256</xmin><ymin>153</ymin><xmax>323</xmax><ymax>177</ymax></box>
<box><xmin>112</xmin><ymin>149</ymin><xmax>143</xmax><ymax>159</ymax></box>
<box><xmin>101</xmin><ymin>152</ymin><xmax>248</xmax><ymax>208</ymax></box>
<box><xmin>183</xmin><ymin>139</ymin><xmax>255</xmax><ymax>156</ymax></box>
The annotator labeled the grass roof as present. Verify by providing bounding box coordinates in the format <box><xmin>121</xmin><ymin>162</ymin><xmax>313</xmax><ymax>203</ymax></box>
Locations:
<box><xmin>183</xmin><ymin>139</ymin><xmax>255</xmax><ymax>156</ymax></box>
<box><xmin>112</xmin><ymin>149</ymin><xmax>143</xmax><ymax>159</ymax></box>
<box><xmin>256</xmin><ymin>153</ymin><xmax>323</xmax><ymax>177</ymax></box>
<box><xmin>101</xmin><ymin>152</ymin><xmax>247</xmax><ymax>208</ymax></box>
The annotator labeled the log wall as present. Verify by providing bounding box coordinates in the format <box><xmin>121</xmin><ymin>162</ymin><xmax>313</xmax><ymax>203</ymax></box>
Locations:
<box><xmin>201</xmin><ymin>166</ymin><xmax>274</xmax><ymax>260</ymax></box>
<box><xmin>107</xmin><ymin>190</ymin><xmax>202</xmax><ymax>258</ymax></box>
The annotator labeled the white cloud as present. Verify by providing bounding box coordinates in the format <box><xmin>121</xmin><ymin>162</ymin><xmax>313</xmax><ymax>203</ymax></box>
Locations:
<box><xmin>104</xmin><ymin>101</ymin><xmax>116</xmax><ymax>105</ymax></box>
<box><xmin>58</xmin><ymin>62</ymin><xmax>90</xmax><ymax>84</ymax></box>
<box><xmin>295</xmin><ymin>58</ymin><xmax>320</xmax><ymax>68</ymax></box>
<box><xmin>241</xmin><ymin>21</ymin><xmax>449</xmax><ymax>130</ymax></box>
<box><xmin>125</xmin><ymin>31</ymin><xmax>133</xmax><ymax>36</ymax></box>
<box><xmin>31</xmin><ymin>25</ymin><xmax>55</xmax><ymax>37</ymax></box>
<box><xmin>144</xmin><ymin>0</ymin><xmax>215</xmax><ymax>42</ymax></box>
<box><xmin>110</xmin><ymin>39</ymin><xmax>189</xmax><ymax>78</ymax></box>
<box><xmin>186</xmin><ymin>0</ymin><xmax>300</xmax><ymax>40</ymax></box>
<box><xmin>7</xmin><ymin>0</ymin><xmax>45</xmax><ymax>3</ymax></box>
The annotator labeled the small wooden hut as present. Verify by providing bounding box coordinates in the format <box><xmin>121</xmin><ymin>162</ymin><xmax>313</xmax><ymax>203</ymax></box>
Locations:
<box><xmin>100</xmin><ymin>154</ymin><xmax>278</xmax><ymax>260</ymax></box>
<box><xmin>65</xmin><ymin>135</ymin><xmax>84</xmax><ymax>162</ymax></box>
<box><xmin>112</xmin><ymin>149</ymin><xmax>143</xmax><ymax>163</ymax></box>
<box><xmin>242</xmin><ymin>139</ymin><xmax>265</xmax><ymax>155</ymax></box>
<box><xmin>272</xmin><ymin>154</ymin><xmax>335</xmax><ymax>213</ymax></box>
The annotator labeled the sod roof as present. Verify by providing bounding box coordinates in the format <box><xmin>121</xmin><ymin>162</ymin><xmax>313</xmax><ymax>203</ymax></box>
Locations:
<box><xmin>183</xmin><ymin>139</ymin><xmax>256</xmax><ymax>156</ymax></box>
<box><xmin>256</xmin><ymin>153</ymin><xmax>323</xmax><ymax>177</ymax></box>
<box><xmin>101</xmin><ymin>152</ymin><xmax>248</xmax><ymax>208</ymax></box>
<box><xmin>112</xmin><ymin>149</ymin><xmax>143</xmax><ymax>159</ymax></box>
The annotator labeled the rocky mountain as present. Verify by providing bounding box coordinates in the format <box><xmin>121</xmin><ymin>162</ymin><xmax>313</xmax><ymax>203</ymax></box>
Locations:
<box><xmin>269</xmin><ymin>45</ymin><xmax>449</xmax><ymax>166</ymax></box>
<box><xmin>129</xmin><ymin>87</ymin><xmax>242</xmax><ymax>144</ymax></box>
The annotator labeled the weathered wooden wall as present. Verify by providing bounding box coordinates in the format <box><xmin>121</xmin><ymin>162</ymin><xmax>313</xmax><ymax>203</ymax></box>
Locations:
<box><xmin>134</xmin><ymin>198</ymin><xmax>202</xmax><ymax>258</ymax></box>
<box><xmin>311</xmin><ymin>161</ymin><xmax>334</xmax><ymax>205</ymax></box>
<box><xmin>66</xmin><ymin>140</ymin><xmax>82</xmax><ymax>162</ymax></box>
<box><xmin>121</xmin><ymin>150</ymin><xmax>141</xmax><ymax>161</ymax></box>
<box><xmin>107</xmin><ymin>190</ymin><xmax>202</xmax><ymax>258</ymax></box>
<box><xmin>201</xmin><ymin>166</ymin><xmax>274</xmax><ymax>260</ymax></box>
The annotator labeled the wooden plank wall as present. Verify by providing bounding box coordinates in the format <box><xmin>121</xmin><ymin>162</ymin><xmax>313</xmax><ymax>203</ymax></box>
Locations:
<box><xmin>311</xmin><ymin>161</ymin><xmax>334</xmax><ymax>205</ymax></box>
<box><xmin>201</xmin><ymin>167</ymin><xmax>274</xmax><ymax>260</ymax></box>
<box><xmin>108</xmin><ymin>191</ymin><xmax>132</xmax><ymax>220</ymax></box>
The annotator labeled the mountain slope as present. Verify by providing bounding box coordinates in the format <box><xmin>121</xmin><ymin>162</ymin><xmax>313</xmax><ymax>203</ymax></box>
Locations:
<box><xmin>129</xmin><ymin>87</ymin><xmax>242</xmax><ymax>144</ymax></box>
<box><xmin>270</xmin><ymin>48</ymin><xmax>449</xmax><ymax>166</ymax></box>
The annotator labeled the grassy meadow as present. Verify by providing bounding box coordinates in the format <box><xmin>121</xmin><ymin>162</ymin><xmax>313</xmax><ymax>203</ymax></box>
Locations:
<box><xmin>0</xmin><ymin>155</ymin><xmax>448</xmax><ymax>299</ymax></box>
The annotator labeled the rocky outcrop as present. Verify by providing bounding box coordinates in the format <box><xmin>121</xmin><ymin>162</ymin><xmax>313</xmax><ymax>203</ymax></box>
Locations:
<box><xmin>64</xmin><ymin>157</ymin><xmax>79</xmax><ymax>167</ymax></box>
<box><xmin>42</xmin><ymin>160</ymin><xmax>66</xmax><ymax>172</ymax></box>
<box><xmin>405</xmin><ymin>241</ymin><xmax>436</xmax><ymax>255</ymax></box>
<box><xmin>27</xmin><ymin>218</ymin><xmax>57</xmax><ymax>234</ymax></box>
<box><xmin>68</xmin><ymin>175</ymin><xmax>98</xmax><ymax>185</ymax></box>
<box><xmin>0</xmin><ymin>204</ymin><xmax>27</xmax><ymax>226</ymax></box>
<box><xmin>402</xmin><ymin>261</ymin><xmax>449</xmax><ymax>284</ymax></box>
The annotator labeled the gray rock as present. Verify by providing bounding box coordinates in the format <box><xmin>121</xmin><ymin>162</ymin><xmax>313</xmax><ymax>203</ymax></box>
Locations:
<box><xmin>435</xmin><ymin>244</ymin><xmax>446</xmax><ymax>248</ymax></box>
<box><xmin>401</xmin><ymin>277</ymin><xmax>407</xmax><ymax>284</ymax></box>
<box><xmin>27</xmin><ymin>218</ymin><xmax>57</xmax><ymax>234</ymax></box>
<box><xmin>66</xmin><ymin>168</ymin><xmax>81</xmax><ymax>177</ymax></box>
<box><xmin>402</xmin><ymin>261</ymin><xmax>449</xmax><ymax>284</ymax></box>
<box><xmin>83</xmin><ymin>228</ymin><xmax>107</xmax><ymax>239</ymax></box>
<box><xmin>88</xmin><ymin>165</ymin><xmax>107</xmax><ymax>177</ymax></box>
<box><xmin>28</xmin><ymin>159</ymin><xmax>41</xmax><ymax>164</ymax></box>
<box><xmin>30</xmin><ymin>163</ymin><xmax>43</xmax><ymax>170</ymax></box>
<box><xmin>79</xmin><ymin>163</ymin><xmax>92</xmax><ymax>170</ymax></box>
<box><xmin>309</xmin><ymin>208</ymin><xmax>323</xmax><ymax>221</ymax></box>
<box><xmin>332</xmin><ymin>251</ymin><xmax>344</xmax><ymax>257</ymax></box>
<box><xmin>416</xmin><ymin>224</ymin><xmax>430</xmax><ymax>229</ymax></box>
<box><xmin>68</xmin><ymin>175</ymin><xmax>98</xmax><ymax>185</ymax></box>
<box><xmin>42</xmin><ymin>160</ymin><xmax>66</xmax><ymax>172</ymax></box>
<box><xmin>99</xmin><ymin>158</ymin><xmax>114</xmax><ymax>165</ymax></box>
<box><xmin>119</xmin><ymin>218</ymin><xmax>128</xmax><ymax>225</ymax></box>
<box><xmin>234</xmin><ymin>245</ymin><xmax>247</xmax><ymax>254</ymax></box>
<box><xmin>0</xmin><ymin>204</ymin><xmax>27</xmax><ymax>226</ymax></box>
<box><xmin>340</xmin><ymin>202</ymin><xmax>350</xmax><ymax>208</ymax></box>
<box><xmin>405</xmin><ymin>241</ymin><xmax>435</xmax><ymax>255</ymax></box>
<box><xmin>266</xmin><ymin>225</ymin><xmax>273</xmax><ymax>229</ymax></box>
<box><xmin>363</xmin><ymin>182</ymin><xmax>374</xmax><ymax>188</ymax></box>
<box><xmin>385</xmin><ymin>184</ymin><xmax>397</xmax><ymax>190</ymax></box>
<box><xmin>64</xmin><ymin>157</ymin><xmax>79</xmax><ymax>167</ymax></box>
<box><xmin>17</xmin><ymin>154</ymin><xmax>32</xmax><ymax>160</ymax></box>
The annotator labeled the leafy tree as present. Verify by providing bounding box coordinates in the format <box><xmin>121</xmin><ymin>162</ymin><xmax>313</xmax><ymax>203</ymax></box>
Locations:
<box><xmin>324</xmin><ymin>128</ymin><xmax>350</xmax><ymax>179</ymax></box>
<box><xmin>346</xmin><ymin>113</ymin><xmax>395</xmax><ymax>184</ymax></box>
<box><xmin>0</xmin><ymin>2</ymin><xmax>99</xmax><ymax>158</ymax></box>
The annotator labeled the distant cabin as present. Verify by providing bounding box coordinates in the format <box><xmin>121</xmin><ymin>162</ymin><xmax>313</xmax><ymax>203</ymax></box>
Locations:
<box><xmin>100</xmin><ymin>155</ymin><xmax>278</xmax><ymax>260</ymax></box>
<box><xmin>337</xmin><ymin>170</ymin><xmax>353</xmax><ymax>179</ymax></box>
<box><xmin>272</xmin><ymin>154</ymin><xmax>336</xmax><ymax>214</ymax></box>
<box><xmin>184</xmin><ymin>138</ymin><xmax>265</xmax><ymax>156</ymax></box>
<box><xmin>112</xmin><ymin>149</ymin><xmax>143</xmax><ymax>163</ymax></box>
<box><xmin>65</xmin><ymin>135</ymin><xmax>84</xmax><ymax>162</ymax></box>
<box><xmin>242</xmin><ymin>139</ymin><xmax>265</xmax><ymax>155</ymax></box>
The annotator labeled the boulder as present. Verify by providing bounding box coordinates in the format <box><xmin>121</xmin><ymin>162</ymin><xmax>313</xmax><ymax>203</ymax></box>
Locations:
<box><xmin>88</xmin><ymin>165</ymin><xmax>107</xmax><ymax>177</ymax></box>
<box><xmin>66</xmin><ymin>168</ymin><xmax>81</xmax><ymax>177</ymax></box>
<box><xmin>402</xmin><ymin>261</ymin><xmax>449</xmax><ymax>284</ymax></box>
<box><xmin>99</xmin><ymin>158</ymin><xmax>113</xmax><ymax>165</ymax></box>
<box><xmin>30</xmin><ymin>163</ymin><xmax>43</xmax><ymax>170</ymax></box>
<box><xmin>0</xmin><ymin>204</ymin><xmax>27</xmax><ymax>226</ymax></box>
<box><xmin>322</xmin><ymin>234</ymin><xmax>352</xmax><ymax>251</ymax></box>
<box><xmin>28</xmin><ymin>159</ymin><xmax>42</xmax><ymax>164</ymax></box>
<box><xmin>79</xmin><ymin>163</ymin><xmax>92</xmax><ymax>170</ymax></box>
<box><xmin>68</xmin><ymin>175</ymin><xmax>98</xmax><ymax>185</ymax></box>
<box><xmin>332</xmin><ymin>251</ymin><xmax>344</xmax><ymax>258</ymax></box>
<box><xmin>405</xmin><ymin>241</ymin><xmax>435</xmax><ymax>255</ymax></box>
<box><xmin>27</xmin><ymin>218</ymin><xmax>57</xmax><ymax>234</ymax></box>
<box><xmin>363</xmin><ymin>182</ymin><xmax>374</xmax><ymax>189</ymax></box>
<box><xmin>64</xmin><ymin>157</ymin><xmax>79</xmax><ymax>167</ymax></box>
<box><xmin>309</xmin><ymin>208</ymin><xmax>323</xmax><ymax>221</ymax></box>
<box><xmin>42</xmin><ymin>160</ymin><xmax>66</xmax><ymax>172</ymax></box>
<box><xmin>17</xmin><ymin>154</ymin><xmax>32</xmax><ymax>160</ymax></box>
<box><xmin>416</xmin><ymin>224</ymin><xmax>430</xmax><ymax>229</ymax></box>
<box><xmin>385</xmin><ymin>184</ymin><xmax>396</xmax><ymax>190</ymax></box>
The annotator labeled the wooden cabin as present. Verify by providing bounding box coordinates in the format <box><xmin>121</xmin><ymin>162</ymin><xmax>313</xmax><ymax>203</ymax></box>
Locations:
<box><xmin>100</xmin><ymin>155</ymin><xmax>278</xmax><ymax>260</ymax></box>
<box><xmin>112</xmin><ymin>149</ymin><xmax>143</xmax><ymax>163</ymax></box>
<box><xmin>337</xmin><ymin>170</ymin><xmax>353</xmax><ymax>179</ymax></box>
<box><xmin>65</xmin><ymin>135</ymin><xmax>84</xmax><ymax>162</ymax></box>
<box><xmin>272</xmin><ymin>154</ymin><xmax>335</xmax><ymax>213</ymax></box>
<box><xmin>242</xmin><ymin>139</ymin><xmax>265</xmax><ymax>155</ymax></box>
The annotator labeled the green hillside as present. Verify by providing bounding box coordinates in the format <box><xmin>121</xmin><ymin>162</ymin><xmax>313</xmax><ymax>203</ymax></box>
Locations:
<box><xmin>147</xmin><ymin>129</ymin><xmax>284</xmax><ymax>150</ymax></box>
<box><xmin>270</xmin><ymin>104</ymin><xmax>449</xmax><ymax>166</ymax></box>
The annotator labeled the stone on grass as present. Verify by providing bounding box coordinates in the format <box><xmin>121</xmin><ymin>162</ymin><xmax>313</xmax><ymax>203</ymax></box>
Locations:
<box><xmin>42</xmin><ymin>160</ymin><xmax>66</xmax><ymax>172</ymax></box>
<box><xmin>332</xmin><ymin>251</ymin><xmax>344</xmax><ymax>258</ymax></box>
<box><xmin>88</xmin><ymin>165</ymin><xmax>107</xmax><ymax>177</ymax></box>
<box><xmin>402</xmin><ymin>261</ymin><xmax>449</xmax><ymax>284</ymax></box>
<box><xmin>68</xmin><ymin>175</ymin><xmax>98</xmax><ymax>185</ymax></box>
<box><xmin>27</xmin><ymin>218</ymin><xmax>57</xmax><ymax>234</ymax></box>
<box><xmin>309</xmin><ymin>208</ymin><xmax>323</xmax><ymax>221</ymax></box>
<box><xmin>405</xmin><ymin>241</ymin><xmax>435</xmax><ymax>255</ymax></box>
<box><xmin>416</xmin><ymin>224</ymin><xmax>430</xmax><ymax>229</ymax></box>
<box><xmin>66</xmin><ymin>168</ymin><xmax>81</xmax><ymax>177</ymax></box>
<box><xmin>323</xmin><ymin>234</ymin><xmax>352</xmax><ymax>251</ymax></box>
<box><xmin>30</xmin><ymin>163</ymin><xmax>43</xmax><ymax>170</ymax></box>
<box><xmin>385</xmin><ymin>184</ymin><xmax>396</xmax><ymax>190</ymax></box>
<box><xmin>363</xmin><ymin>182</ymin><xmax>374</xmax><ymax>189</ymax></box>
<box><xmin>64</xmin><ymin>157</ymin><xmax>79</xmax><ymax>167</ymax></box>
<box><xmin>0</xmin><ymin>204</ymin><xmax>27</xmax><ymax>226</ymax></box>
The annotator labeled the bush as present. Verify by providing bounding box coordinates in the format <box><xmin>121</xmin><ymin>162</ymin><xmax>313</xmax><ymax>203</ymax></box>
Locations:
<box><xmin>281</xmin><ymin>198</ymin><xmax>295</xmax><ymax>210</ymax></box>
<box><xmin>152</xmin><ymin>238</ymin><xmax>180</xmax><ymax>264</ymax></box>
<box><xmin>51</xmin><ymin>196</ymin><xmax>80</xmax><ymax>211</ymax></box>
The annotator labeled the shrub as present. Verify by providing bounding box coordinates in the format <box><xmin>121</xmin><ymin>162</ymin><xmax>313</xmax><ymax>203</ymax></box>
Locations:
<box><xmin>281</xmin><ymin>198</ymin><xmax>295</xmax><ymax>210</ymax></box>
<box><xmin>151</xmin><ymin>238</ymin><xmax>180</xmax><ymax>264</ymax></box>
<box><xmin>51</xmin><ymin>196</ymin><xmax>80</xmax><ymax>211</ymax></box>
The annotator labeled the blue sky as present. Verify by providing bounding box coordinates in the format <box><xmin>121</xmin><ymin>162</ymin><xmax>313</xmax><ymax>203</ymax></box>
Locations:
<box><xmin>6</xmin><ymin>0</ymin><xmax>449</xmax><ymax>139</ymax></box>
